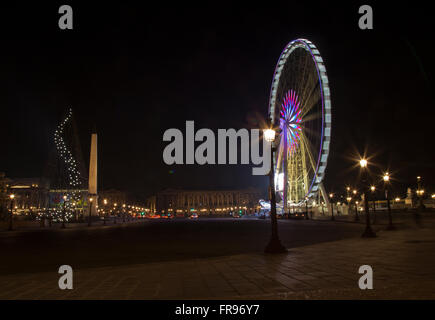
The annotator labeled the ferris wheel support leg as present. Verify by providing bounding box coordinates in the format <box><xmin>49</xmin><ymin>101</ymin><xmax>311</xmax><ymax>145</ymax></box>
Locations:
<box><xmin>319</xmin><ymin>183</ymin><xmax>331</xmax><ymax>215</ymax></box>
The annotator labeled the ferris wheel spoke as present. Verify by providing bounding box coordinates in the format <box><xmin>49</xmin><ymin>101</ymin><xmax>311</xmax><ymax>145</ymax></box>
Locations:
<box><xmin>300</xmin><ymin>110</ymin><xmax>322</xmax><ymax>125</ymax></box>
<box><xmin>300</xmin><ymin>131</ymin><xmax>318</xmax><ymax>174</ymax></box>
<box><xmin>300</xmin><ymin>83</ymin><xmax>321</xmax><ymax>119</ymax></box>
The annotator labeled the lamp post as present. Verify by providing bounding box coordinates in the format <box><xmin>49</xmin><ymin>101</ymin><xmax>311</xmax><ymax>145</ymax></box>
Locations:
<box><xmin>414</xmin><ymin>176</ymin><xmax>423</xmax><ymax>226</ymax></box>
<box><xmin>370</xmin><ymin>185</ymin><xmax>376</xmax><ymax>224</ymax></box>
<box><xmin>360</xmin><ymin>159</ymin><xmax>376</xmax><ymax>238</ymax></box>
<box><xmin>103</xmin><ymin>199</ymin><xmax>108</xmax><ymax>225</ymax></box>
<box><xmin>383</xmin><ymin>172</ymin><xmax>395</xmax><ymax>230</ymax></box>
<box><xmin>114</xmin><ymin>203</ymin><xmax>117</xmax><ymax>224</ymax></box>
<box><xmin>305</xmin><ymin>197</ymin><xmax>309</xmax><ymax>220</ymax></box>
<box><xmin>8</xmin><ymin>194</ymin><xmax>15</xmax><ymax>231</ymax></box>
<box><xmin>88</xmin><ymin>197</ymin><xmax>93</xmax><ymax>226</ymax></box>
<box><xmin>48</xmin><ymin>208</ymin><xmax>52</xmax><ymax>227</ymax></box>
<box><xmin>329</xmin><ymin>193</ymin><xmax>335</xmax><ymax>221</ymax></box>
<box><xmin>353</xmin><ymin>190</ymin><xmax>359</xmax><ymax>221</ymax></box>
<box><xmin>264</xmin><ymin>124</ymin><xmax>287</xmax><ymax>254</ymax></box>
<box><xmin>122</xmin><ymin>204</ymin><xmax>126</xmax><ymax>223</ymax></box>
<box><xmin>417</xmin><ymin>176</ymin><xmax>424</xmax><ymax>210</ymax></box>
<box><xmin>72</xmin><ymin>202</ymin><xmax>77</xmax><ymax>222</ymax></box>
<box><xmin>355</xmin><ymin>201</ymin><xmax>359</xmax><ymax>221</ymax></box>
<box><xmin>62</xmin><ymin>195</ymin><xmax>67</xmax><ymax>229</ymax></box>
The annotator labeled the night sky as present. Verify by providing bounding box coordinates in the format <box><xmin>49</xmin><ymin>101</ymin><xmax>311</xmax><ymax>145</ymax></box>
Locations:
<box><xmin>1</xmin><ymin>2</ymin><xmax>434</xmax><ymax>201</ymax></box>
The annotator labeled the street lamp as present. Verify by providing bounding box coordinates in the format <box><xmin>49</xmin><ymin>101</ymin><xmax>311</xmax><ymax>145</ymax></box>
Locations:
<box><xmin>264</xmin><ymin>123</ymin><xmax>287</xmax><ymax>254</ymax></box>
<box><xmin>122</xmin><ymin>204</ymin><xmax>126</xmax><ymax>223</ymax></box>
<box><xmin>352</xmin><ymin>190</ymin><xmax>359</xmax><ymax>221</ymax></box>
<box><xmin>305</xmin><ymin>197</ymin><xmax>309</xmax><ymax>220</ymax></box>
<box><xmin>383</xmin><ymin>172</ymin><xmax>395</xmax><ymax>230</ymax></box>
<box><xmin>359</xmin><ymin>159</ymin><xmax>376</xmax><ymax>237</ymax></box>
<box><xmin>415</xmin><ymin>176</ymin><xmax>424</xmax><ymax>225</ymax></box>
<box><xmin>8</xmin><ymin>194</ymin><xmax>15</xmax><ymax>231</ymax></box>
<box><xmin>72</xmin><ymin>202</ymin><xmax>77</xmax><ymax>222</ymax></box>
<box><xmin>351</xmin><ymin>189</ymin><xmax>359</xmax><ymax>221</ymax></box>
<box><xmin>88</xmin><ymin>197</ymin><xmax>93</xmax><ymax>226</ymax></box>
<box><xmin>416</xmin><ymin>176</ymin><xmax>425</xmax><ymax>210</ymax></box>
<box><xmin>103</xmin><ymin>199</ymin><xmax>108</xmax><ymax>225</ymax></box>
<box><xmin>370</xmin><ymin>185</ymin><xmax>377</xmax><ymax>224</ymax></box>
<box><xmin>114</xmin><ymin>203</ymin><xmax>117</xmax><ymax>224</ymax></box>
<box><xmin>62</xmin><ymin>195</ymin><xmax>67</xmax><ymax>229</ymax></box>
<box><xmin>329</xmin><ymin>193</ymin><xmax>335</xmax><ymax>221</ymax></box>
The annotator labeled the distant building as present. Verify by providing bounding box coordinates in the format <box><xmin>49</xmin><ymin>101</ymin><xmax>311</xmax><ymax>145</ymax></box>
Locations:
<box><xmin>145</xmin><ymin>195</ymin><xmax>156</xmax><ymax>213</ymax></box>
<box><xmin>8</xmin><ymin>177</ymin><xmax>50</xmax><ymax>215</ymax></box>
<box><xmin>148</xmin><ymin>188</ymin><xmax>262</xmax><ymax>215</ymax></box>
<box><xmin>99</xmin><ymin>189</ymin><xmax>127</xmax><ymax>207</ymax></box>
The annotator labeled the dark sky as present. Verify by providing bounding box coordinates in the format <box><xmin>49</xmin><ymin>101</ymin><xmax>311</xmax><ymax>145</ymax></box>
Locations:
<box><xmin>0</xmin><ymin>2</ymin><xmax>434</xmax><ymax>200</ymax></box>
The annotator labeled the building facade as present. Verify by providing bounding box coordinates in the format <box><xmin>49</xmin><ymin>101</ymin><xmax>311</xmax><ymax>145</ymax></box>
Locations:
<box><xmin>98</xmin><ymin>189</ymin><xmax>127</xmax><ymax>207</ymax></box>
<box><xmin>149</xmin><ymin>188</ymin><xmax>262</xmax><ymax>215</ymax></box>
<box><xmin>9</xmin><ymin>178</ymin><xmax>50</xmax><ymax>216</ymax></box>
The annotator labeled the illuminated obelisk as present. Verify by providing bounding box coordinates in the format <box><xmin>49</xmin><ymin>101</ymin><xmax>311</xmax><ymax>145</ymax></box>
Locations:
<box><xmin>88</xmin><ymin>127</ymin><xmax>98</xmax><ymax>216</ymax></box>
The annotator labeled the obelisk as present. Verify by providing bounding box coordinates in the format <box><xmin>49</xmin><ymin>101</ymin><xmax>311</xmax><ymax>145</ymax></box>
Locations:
<box><xmin>88</xmin><ymin>127</ymin><xmax>98</xmax><ymax>216</ymax></box>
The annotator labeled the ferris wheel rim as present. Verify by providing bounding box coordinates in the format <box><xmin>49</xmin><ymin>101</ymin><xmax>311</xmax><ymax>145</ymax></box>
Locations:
<box><xmin>268</xmin><ymin>38</ymin><xmax>331</xmax><ymax>199</ymax></box>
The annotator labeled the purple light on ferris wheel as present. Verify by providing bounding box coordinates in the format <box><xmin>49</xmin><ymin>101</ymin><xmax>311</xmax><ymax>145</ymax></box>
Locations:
<box><xmin>280</xmin><ymin>90</ymin><xmax>302</xmax><ymax>152</ymax></box>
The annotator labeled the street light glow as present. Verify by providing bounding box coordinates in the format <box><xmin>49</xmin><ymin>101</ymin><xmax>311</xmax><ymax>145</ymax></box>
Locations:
<box><xmin>359</xmin><ymin>159</ymin><xmax>368</xmax><ymax>168</ymax></box>
<box><xmin>263</xmin><ymin>128</ymin><xmax>276</xmax><ymax>142</ymax></box>
<box><xmin>9</xmin><ymin>194</ymin><xmax>15</xmax><ymax>200</ymax></box>
<box><xmin>383</xmin><ymin>173</ymin><xmax>390</xmax><ymax>182</ymax></box>
<box><xmin>370</xmin><ymin>186</ymin><xmax>376</xmax><ymax>192</ymax></box>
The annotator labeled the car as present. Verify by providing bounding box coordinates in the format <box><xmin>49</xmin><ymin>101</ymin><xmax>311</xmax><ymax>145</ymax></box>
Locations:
<box><xmin>189</xmin><ymin>213</ymin><xmax>198</xmax><ymax>219</ymax></box>
<box><xmin>232</xmin><ymin>212</ymin><xmax>241</xmax><ymax>218</ymax></box>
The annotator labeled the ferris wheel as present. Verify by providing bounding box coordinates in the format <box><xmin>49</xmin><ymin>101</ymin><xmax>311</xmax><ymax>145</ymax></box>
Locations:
<box><xmin>268</xmin><ymin>38</ymin><xmax>331</xmax><ymax>209</ymax></box>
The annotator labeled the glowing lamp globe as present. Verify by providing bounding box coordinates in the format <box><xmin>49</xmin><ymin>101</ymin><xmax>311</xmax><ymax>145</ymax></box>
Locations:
<box><xmin>264</xmin><ymin>129</ymin><xmax>276</xmax><ymax>142</ymax></box>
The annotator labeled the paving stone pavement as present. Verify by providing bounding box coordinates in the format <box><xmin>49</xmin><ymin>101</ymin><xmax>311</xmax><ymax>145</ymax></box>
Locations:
<box><xmin>1</xmin><ymin>226</ymin><xmax>434</xmax><ymax>299</ymax></box>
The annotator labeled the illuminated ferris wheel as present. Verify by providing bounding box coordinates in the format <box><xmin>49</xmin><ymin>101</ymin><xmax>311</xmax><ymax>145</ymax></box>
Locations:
<box><xmin>268</xmin><ymin>38</ymin><xmax>331</xmax><ymax>209</ymax></box>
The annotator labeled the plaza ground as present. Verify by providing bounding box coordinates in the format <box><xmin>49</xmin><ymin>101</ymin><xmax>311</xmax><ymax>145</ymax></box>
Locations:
<box><xmin>1</xmin><ymin>213</ymin><xmax>434</xmax><ymax>299</ymax></box>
